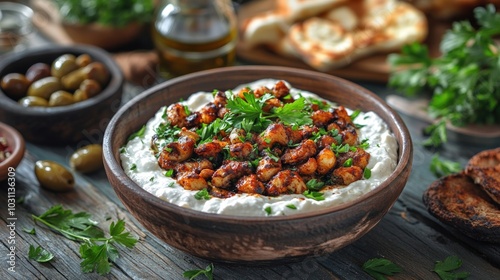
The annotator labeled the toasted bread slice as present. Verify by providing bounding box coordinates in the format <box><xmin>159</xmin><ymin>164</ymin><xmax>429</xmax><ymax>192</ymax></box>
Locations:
<box><xmin>465</xmin><ymin>148</ymin><xmax>500</xmax><ymax>204</ymax></box>
<box><xmin>423</xmin><ymin>173</ymin><xmax>500</xmax><ymax>243</ymax></box>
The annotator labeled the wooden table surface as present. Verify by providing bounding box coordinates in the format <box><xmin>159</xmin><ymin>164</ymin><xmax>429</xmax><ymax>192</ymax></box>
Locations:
<box><xmin>2</xmin><ymin>18</ymin><xmax>500</xmax><ymax>280</ymax></box>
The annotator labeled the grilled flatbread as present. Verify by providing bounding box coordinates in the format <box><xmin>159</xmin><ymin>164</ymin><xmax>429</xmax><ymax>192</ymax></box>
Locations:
<box><xmin>241</xmin><ymin>0</ymin><xmax>427</xmax><ymax>71</ymax></box>
<box><xmin>423</xmin><ymin>173</ymin><xmax>500</xmax><ymax>243</ymax></box>
<box><xmin>465</xmin><ymin>148</ymin><xmax>500</xmax><ymax>204</ymax></box>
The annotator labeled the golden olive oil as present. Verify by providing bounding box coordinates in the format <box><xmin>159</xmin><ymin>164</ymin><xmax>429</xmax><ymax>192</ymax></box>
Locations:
<box><xmin>152</xmin><ymin>1</ymin><xmax>237</xmax><ymax>78</ymax></box>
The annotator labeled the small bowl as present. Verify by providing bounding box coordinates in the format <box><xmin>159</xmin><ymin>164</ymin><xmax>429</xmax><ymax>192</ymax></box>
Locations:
<box><xmin>103</xmin><ymin>66</ymin><xmax>413</xmax><ymax>263</ymax></box>
<box><xmin>0</xmin><ymin>44</ymin><xmax>124</xmax><ymax>145</ymax></box>
<box><xmin>0</xmin><ymin>2</ymin><xmax>34</xmax><ymax>53</ymax></box>
<box><xmin>61</xmin><ymin>22</ymin><xmax>144</xmax><ymax>51</ymax></box>
<box><xmin>0</xmin><ymin>122</ymin><xmax>25</xmax><ymax>181</ymax></box>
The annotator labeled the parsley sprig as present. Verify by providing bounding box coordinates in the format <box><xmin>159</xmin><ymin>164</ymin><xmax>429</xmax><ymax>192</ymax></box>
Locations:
<box><xmin>433</xmin><ymin>256</ymin><xmax>470</xmax><ymax>280</ymax></box>
<box><xmin>388</xmin><ymin>4</ymin><xmax>500</xmax><ymax>147</ymax></box>
<box><xmin>362</xmin><ymin>258</ymin><xmax>403</xmax><ymax>280</ymax></box>
<box><xmin>225</xmin><ymin>91</ymin><xmax>312</xmax><ymax>133</ymax></box>
<box><xmin>31</xmin><ymin>205</ymin><xmax>138</xmax><ymax>276</ymax></box>
<box><xmin>429</xmin><ymin>154</ymin><xmax>462</xmax><ymax>178</ymax></box>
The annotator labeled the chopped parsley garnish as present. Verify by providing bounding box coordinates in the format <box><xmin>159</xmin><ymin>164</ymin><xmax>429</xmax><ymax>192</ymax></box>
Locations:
<box><xmin>194</xmin><ymin>189</ymin><xmax>211</xmax><ymax>200</ymax></box>
<box><xmin>264</xmin><ymin>206</ymin><xmax>272</xmax><ymax>215</ymax></box>
<box><xmin>343</xmin><ymin>158</ymin><xmax>353</xmax><ymax>167</ymax></box>
<box><xmin>127</xmin><ymin>125</ymin><xmax>146</xmax><ymax>141</ymax></box>
<box><xmin>363</xmin><ymin>168</ymin><xmax>372</xmax><ymax>179</ymax></box>
<box><xmin>286</xmin><ymin>204</ymin><xmax>297</xmax><ymax>210</ymax></box>
<box><xmin>306</xmin><ymin>179</ymin><xmax>325</xmax><ymax>191</ymax></box>
<box><xmin>164</xmin><ymin>169</ymin><xmax>174</xmax><ymax>177</ymax></box>
<box><xmin>303</xmin><ymin>190</ymin><xmax>325</xmax><ymax>201</ymax></box>
<box><xmin>130</xmin><ymin>164</ymin><xmax>137</xmax><ymax>171</ymax></box>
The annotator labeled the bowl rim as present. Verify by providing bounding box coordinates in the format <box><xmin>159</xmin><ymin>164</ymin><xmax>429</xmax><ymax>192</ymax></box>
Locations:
<box><xmin>0</xmin><ymin>121</ymin><xmax>25</xmax><ymax>173</ymax></box>
<box><xmin>0</xmin><ymin>44</ymin><xmax>124</xmax><ymax>115</ymax></box>
<box><xmin>103</xmin><ymin>65</ymin><xmax>412</xmax><ymax>222</ymax></box>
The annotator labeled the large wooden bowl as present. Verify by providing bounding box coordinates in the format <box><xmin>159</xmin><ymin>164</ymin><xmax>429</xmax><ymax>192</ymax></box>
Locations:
<box><xmin>0</xmin><ymin>44</ymin><xmax>124</xmax><ymax>145</ymax></box>
<box><xmin>103</xmin><ymin>66</ymin><xmax>413</xmax><ymax>263</ymax></box>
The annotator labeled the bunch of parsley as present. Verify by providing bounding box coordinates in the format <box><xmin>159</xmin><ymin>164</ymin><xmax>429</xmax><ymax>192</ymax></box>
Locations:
<box><xmin>388</xmin><ymin>4</ymin><xmax>500</xmax><ymax>147</ymax></box>
<box><xmin>53</xmin><ymin>0</ymin><xmax>154</xmax><ymax>27</ymax></box>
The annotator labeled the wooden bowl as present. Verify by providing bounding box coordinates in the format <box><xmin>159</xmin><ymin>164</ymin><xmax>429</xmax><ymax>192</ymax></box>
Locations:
<box><xmin>0</xmin><ymin>44</ymin><xmax>124</xmax><ymax>145</ymax></box>
<box><xmin>103</xmin><ymin>66</ymin><xmax>413</xmax><ymax>263</ymax></box>
<box><xmin>0</xmin><ymin>122</ymin><xmax>25</xmax><ymax>181</ymax></box>
<box><xmin>61</xmin><ymin>22</ymin><xmax>144</xmax><ymax>50</ymax></box>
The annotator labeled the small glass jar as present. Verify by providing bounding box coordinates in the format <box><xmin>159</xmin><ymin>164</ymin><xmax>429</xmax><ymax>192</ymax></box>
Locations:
<box><xmin>152</xmin><ymin>0</ymin><xmax>238</xmax><ymax>78</ymax></box>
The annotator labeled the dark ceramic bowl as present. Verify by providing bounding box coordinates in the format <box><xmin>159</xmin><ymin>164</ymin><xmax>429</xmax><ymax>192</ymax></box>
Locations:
<box><xmin>0</xmin><ymin>122</ymin><xmax>25</xmax><ymax>181</ymax></box>
<box><xmin>103</xmin><ymin>66</ymin><xmax>413</xmax><ymax>263</ymax></box>
<box><xmin>0</xmin><ymin>44</ymin><xmax>124</xmax><ymax>145</ymax></box>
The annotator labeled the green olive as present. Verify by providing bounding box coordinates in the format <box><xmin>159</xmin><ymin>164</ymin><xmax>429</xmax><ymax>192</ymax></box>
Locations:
<box><xmin>79</xmin><ymin>79</ymin><xmax>102</xmax><ymax>98</ymax></box>
<box><xmin>76</xmin><ymin>53</ymin><xmax>92</xmax><ymax>68</ymax></box>
<box><xmin>61</xmin><ymin>62</ymin><xmax>110</xmax><ymax>90</ymax></box>
<box><xmin>1</xmin><ymin>73</ymin><xmax>30</xmax><ymax>100</ymax></box>
<box><xmin>26</xmin><ymin>63</ymin><xmax>51</xmax><ymax>83</ymax></box>
<box><xmin>35</xmin><ymin>160</ymin><xmax>75</xmax><ymax>191</ymax></box>
<box><xmin>48</xmin><ymin>90</ymin><xmax>74</xmax><ymax>107</ymax></box>
<box><xmin>51</xmin><ymin>54</ymin><xmax>79</xmax><ymax>78</ymax></box>
<box><xmin>27</xmin><ymin>76</ymin><xmax>63</xmax><ymax>99</ymax></box>
<box><xmin>73</xmin><ymin>89</ymin><xmax>88</xmax><ymax>102</ymax></box>
<box><xmin>18</xmin><ymin>96</ymin><xmax>49</xmax><ymax>107</ymax></box>
<box><xmin>69</xmin><ymin>144</ymin><xmax>104</xmax><ymax>173</ymax></box>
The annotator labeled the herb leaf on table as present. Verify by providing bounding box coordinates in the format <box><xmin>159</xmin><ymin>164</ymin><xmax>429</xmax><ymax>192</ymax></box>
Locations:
<box><xmin>28</xmin><ymin>245</ymin><xmax>54</xmax><ymax>263</ymax></box>
<box><xmin>433</xmin><ymin>256</ymin><xmax>470</xmax><ymax>280</ymax></box>
<box><xmin>388</xmin><ymin>4</ymin><xmax>500</xmax><ymax>147</ymax></box>
<box><xmin>32</xmin><ymin>205</ymin><xmax>138</xmax><ymax>276</ymax></box>
<box><xmin>429</xmin><ymin>154</ymin><xmax>462</xmax><ymax>178</ymax></box>
<box><xmin>362</xmin><ymin>258</ymin><xmax>402</xmax><ymax>280</ymax></box>
<box><xmin>183</xmin><ymin>263</ymin><xmax>214</xmax><ymax>280</ymax></box>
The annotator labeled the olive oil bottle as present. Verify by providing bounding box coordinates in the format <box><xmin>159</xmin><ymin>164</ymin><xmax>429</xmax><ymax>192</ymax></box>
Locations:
<box><xmin>152</xmin><ymin>0</ymin><xmax>237</xmax><ymax>78</ymax></box>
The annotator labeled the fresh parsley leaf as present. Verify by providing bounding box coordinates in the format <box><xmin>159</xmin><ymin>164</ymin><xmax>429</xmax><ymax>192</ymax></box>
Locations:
<box><xmin>362</xmin><ymin>258</ymin><xmax>402</xmax><ymax>280</ymax></box>
<box><xmin>28</xmin><ymin>245</ymin><xmax>54</xmax><ymax>263</ymax></box>
<box><xmin>430</xmin><ymin>154</ymin><xmax>462</xmax><ymax>178</ymax></box>
<box><xmin>31</xmin><ymin>205</ymin><xmax>138</xmax><ymax>276</ymax></box>
<box><xmin>264</xmin><ymin>206</ymin><xmax>272</xmax><ymax>215</ymax></box>
<box><xmin>286</xmin><ymin>204</ymin><xmax>297</xmax><ymax>210</ymax></box>
<box><xmin>183</xmin><ymin>263</ymin><xmax>214</xmax><ymax>280</ymax></box>
<box><xmin>23</xmin><ymin>227</ymin><xmax>36</xmax><ymax>235</ymax></box>
<box><xmin>433</xmin><ymin>256</ymin><xmax>470</xmax><ymax>280</ymax></box>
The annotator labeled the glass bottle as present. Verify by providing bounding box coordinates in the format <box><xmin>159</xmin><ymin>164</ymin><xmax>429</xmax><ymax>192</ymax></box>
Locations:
<box><xmin>152</xmin><ymin>0</ymin><xmax>238</xmax><ymax>78</ymax></box>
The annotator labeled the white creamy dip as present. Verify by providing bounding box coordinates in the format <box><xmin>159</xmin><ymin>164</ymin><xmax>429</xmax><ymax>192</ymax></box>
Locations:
<box><xmin>120</xmin><ymin>79</ymin><xmax>398</xmax><ymax>216</ymax></box>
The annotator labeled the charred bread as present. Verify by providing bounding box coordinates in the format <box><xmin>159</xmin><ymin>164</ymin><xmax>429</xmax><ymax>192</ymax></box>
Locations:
<box><xmin>423</xmin><ymin>173</ymin><xmax>500</xmax><ymax>243</ymax></box>
<box><xmin>465</xmin><ymin>148</ymin><xmax>500</xmax><ymax>204</ymax></box>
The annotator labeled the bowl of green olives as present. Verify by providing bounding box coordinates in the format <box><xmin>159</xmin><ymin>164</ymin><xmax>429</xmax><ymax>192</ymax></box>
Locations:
<box><xmin>0</xmin><ymin>44</ymin><xmax>124</xmax><ymax>145</ymax></box>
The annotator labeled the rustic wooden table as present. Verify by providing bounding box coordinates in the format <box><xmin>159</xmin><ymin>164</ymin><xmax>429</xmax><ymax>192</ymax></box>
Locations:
<box><xmin>1</xmin><ymin>20</ymin><xmax>500</xmax><ymax>280</ymax></box>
